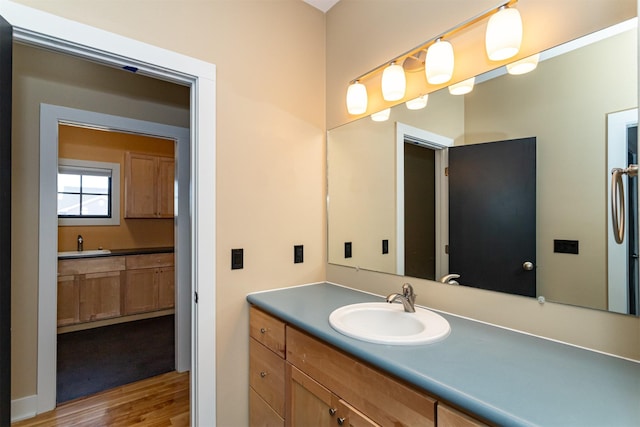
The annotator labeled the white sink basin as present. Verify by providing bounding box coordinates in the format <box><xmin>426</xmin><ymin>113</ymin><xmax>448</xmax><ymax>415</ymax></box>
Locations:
<box><xmin>329</xmin><ymin>302</ymin><xmax>450</xmax><ymax>345</ymax></box>
<box><xmin>58</xmin><ymin>249</ymin><xmax>111</xmax><ymax>258</ymax></box>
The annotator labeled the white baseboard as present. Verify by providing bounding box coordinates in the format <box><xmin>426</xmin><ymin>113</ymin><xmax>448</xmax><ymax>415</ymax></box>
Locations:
<box><xmin>11</xmin><ymin>395</ymin><xmax>37</xmax><ymax>422</ymax></box>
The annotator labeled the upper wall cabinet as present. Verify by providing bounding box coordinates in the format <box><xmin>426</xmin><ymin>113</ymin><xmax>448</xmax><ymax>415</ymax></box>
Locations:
<box><xmin>125</xmin><ymin>152</ymin><xmax>175</xmax><ymax>218</ymax></box>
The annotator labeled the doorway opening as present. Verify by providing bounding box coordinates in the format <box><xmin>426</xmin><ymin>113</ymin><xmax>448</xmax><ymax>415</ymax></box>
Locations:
<box><xmin>54</xmin><ymin>122</ymin><xmax>183</xmax><ymax>403</ymax></box>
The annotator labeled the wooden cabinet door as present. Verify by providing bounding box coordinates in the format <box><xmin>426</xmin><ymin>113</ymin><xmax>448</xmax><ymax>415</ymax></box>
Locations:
<box><xmin>57</xmin><ymin>274</ymin><xmax>79</xmax><ymax>326</ymax></box>
<box><xmin>157</xmin><ymin>156</ymin><xmax>175</xmax><ymax>218</ymax></box>
<box><xmin>123</xmin><ymin>268</ymin><xmax>159</xmax><ymax>314</ymax></box>
<box><xmin>157</xmin><ymin>266</ymin><xmax>175</xmax><ymax>309</ymax></box>
<box><xmin>287</xmin><ymin>364</ymin><xmax>339</xmax><ymax>427</ymax></box>
<box><xmin>79</xmin><ymin>271</ymin><xmax>121</xmax><ymax>322</ymax></box>
<box><xmin>125</xmin><ymin>152</ymin><xmax>157</xmax><ymax>218</ymax></box>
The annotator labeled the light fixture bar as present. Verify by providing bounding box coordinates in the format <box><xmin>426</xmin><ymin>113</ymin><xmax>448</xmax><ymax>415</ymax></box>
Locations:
<box><xmin>349</xmin><ymin>0</ymin><xmax>517</xmax><ymax>84</ymax></box>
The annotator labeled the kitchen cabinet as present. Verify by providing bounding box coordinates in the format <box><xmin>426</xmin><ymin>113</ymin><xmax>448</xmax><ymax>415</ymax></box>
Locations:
<box><xmin>57</xmin><ymin>252</ymin><xmax>174</xmax><ymax>327</ymax></box>
<box><xmin>125</xmin><ymin>152</ymin><xmax>175</xmax><ymax>218</ymax></box>
<box><xmin>57</xmin><ymin>274</ymin><xmax>79</xmax><ymax>326</ymax></box>
<box><xmin>79</xmin><ymin>271</ymin><xmax>121</xmax><ymax>322</ymax></box>
<box><xmin>123</xmin><ymin>253</ymin><xmax>175</xmax><ymax>315</ymax></box>
<box><xmin>58</xmin><ymin>257</ymin><xmax>125</xmax><ymax>327</ymax></box>
<box><xmin>248</xmin><ymin>307</ymin><xmax>487</xmax><ymax>427</ymax></box>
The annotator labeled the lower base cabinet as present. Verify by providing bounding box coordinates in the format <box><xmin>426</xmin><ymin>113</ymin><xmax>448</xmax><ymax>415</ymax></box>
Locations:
<box><xmin>249</xmin><ymin>306</ymin><xmax>488</xmax><ymax>427</ymax></box>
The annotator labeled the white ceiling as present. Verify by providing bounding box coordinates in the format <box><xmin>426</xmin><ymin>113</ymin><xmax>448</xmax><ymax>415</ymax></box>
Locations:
<box><xmin>303</xmin><ymin>0</ymin><xmax>340</xmax><ymax>13</ymax></box>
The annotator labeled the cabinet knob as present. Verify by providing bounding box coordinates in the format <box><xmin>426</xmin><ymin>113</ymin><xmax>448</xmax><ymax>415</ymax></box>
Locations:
<box><xmin>328</xmin><ymin>408</ymin><xmax>336</xmax><ymax>416</ymax></box>
<box><xmin>260</xmin><ymin>327</ymin><xmax>267</xmax><ymax>334</ymax></box>
<box><xmin>260</xmin><ymin>371</ymin><xmax>267</xmax><ymax>378</ymax></box>
<box><xmin>337</xmin><ymin>417</ymin><xmax>345</xmax><ymax>425</ymax></box>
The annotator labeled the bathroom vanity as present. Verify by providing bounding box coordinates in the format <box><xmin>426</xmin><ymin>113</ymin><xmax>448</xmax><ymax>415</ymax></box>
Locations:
<box><xmin>247</xmin><ymin>283</ymin><xmax>640</xmax><ymax>426</ymax></box>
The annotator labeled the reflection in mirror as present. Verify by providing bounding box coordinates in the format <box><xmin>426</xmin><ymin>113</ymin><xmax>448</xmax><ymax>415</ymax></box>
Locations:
<box><xmin>327</xmin><ymin>19</ymin><xmax>639</xmax><ymax>316</ymax></box>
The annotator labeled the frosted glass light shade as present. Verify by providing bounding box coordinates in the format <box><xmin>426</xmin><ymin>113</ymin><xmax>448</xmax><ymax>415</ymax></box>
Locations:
<box><xmin>381</xmin><ymin>62</ymin><xmax>406</xmax><ymax>101</ymax></box>
<box><xmin>426</xmin><ymin>39</ymin><xmax>454</xmax><ymax>84</ymax></box>
<box><xmin>485</xmin><ymin>7</ymin><xmax>522</xmax><ymax>61</ymax></box>
<box><xmin>371</xmin><ymin>108</ymin><xmax>391</xmax><ymax>122</ymax></box>
<box><xmin>346</xmin><ymin>81</ymin><xmax>368</xmax><ymax>115</ymax></box>
<box><xmin>448</xmin><ymin>77</ymin><xmax>475</xmax><ymax>95</ymax></box>
<box><xmin>405</xmin><ymin>95</ymin><xmax>429</xmax><ymax>110</ymax></box>
<box><xmin>506</xmin><ymin>53</ymin><xmax>540</xmax><ymax>75</ymax></box>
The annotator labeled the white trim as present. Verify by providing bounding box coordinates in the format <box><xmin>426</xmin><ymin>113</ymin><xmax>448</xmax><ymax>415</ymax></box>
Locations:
<box><xmin>57</xmin><ymin>158</ymin><xmax>121</xmax><ymax>226</ymax></box>
<box><xmin>395</xmin><ymin>122</ymin><xmax>453</xmax><ymax>278</ymax></box>
<box><xmin>2</xmin><ymin>2</ymin><xmax>217</xmax><ymax>425</ymax></box>
<box><xmin>10</xmin><ymin>395</ymin><xmax>37</xmax><ymax>423</ymax></box>
<box><xmin>607</xmin><ymin>108</ymin><xmax>638</xmax><ymax>314</ymax></box>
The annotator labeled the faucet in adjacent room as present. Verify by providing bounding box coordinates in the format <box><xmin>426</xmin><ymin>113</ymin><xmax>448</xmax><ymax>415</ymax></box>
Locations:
<box><xmin>77</xmin><ymin>234</ymin><xmax>83</xmax><ymax>252</ymax></box>
<box><xmin>386</xmin><ymin>283</ymin><xmax>416</xmax><ymax>313</ymax></box>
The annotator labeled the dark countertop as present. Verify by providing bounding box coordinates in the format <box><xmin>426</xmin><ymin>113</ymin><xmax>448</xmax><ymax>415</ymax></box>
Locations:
<box><xmin>58</xmin><ymin>246</ymin><xmax>174</xmax><ymax>260</ymax></box>
<box><xmin>247</xmin><ymin>282</ymin><xmax>640</xmax><ymax>427</ymax></box>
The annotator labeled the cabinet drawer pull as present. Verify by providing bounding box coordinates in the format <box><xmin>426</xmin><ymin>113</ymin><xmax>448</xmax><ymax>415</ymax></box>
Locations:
<box><xmin>260</xmin><ymin>327</ymin><xmax>267</xmax><ymax>334</ymax></box>
<box><xmin>329</xmin><ymin>408</ymin><xmax>337</xmax><ymax>416</ymax></box>
<box><xmin>260</xmin><ymin>371</ymin><xmax>267</xmax><ymax>378</ymax></box>
<box><xmin>337</xmin><ymin>417</ymin><xmax>345</xmax><ymax>425</ymax></box>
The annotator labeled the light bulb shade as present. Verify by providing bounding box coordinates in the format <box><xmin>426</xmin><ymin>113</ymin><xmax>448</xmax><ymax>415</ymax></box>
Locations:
<box><xmin>371</xmin><ymin>108</ymin><xmax>391</xmax><ymax>122</ymax></box>
<box><xmin>506</xmin><ymin>53</ymin><xmax>539</xmax><ymax>75</ymax></box>
<box><xmin>381</xmin><ymin>62</ymin><xmax>406</xmax><ymax>101</ymax></box>
<box><xmin>426</xmin><ymin>39</ymin><xmax>454</xmax><ymax>84</ymax></box>
<box><xmin>346</xmin><ymin>81</ymin><xmax>368</xmax><ymax>115</ymax></box>
<box><xmin>485</xmin><ymin>7</ymin><xmax>522</xmax><ymax>61</ymax></box>
<box><xmin>405</xmin><ymin>95</ymin><xmax>429</xmax><ymax>110</ymax></box>
<box><xmin>448</xmin><ymin>77</ymin><xmax>475</xmax><ymax>95</ymax></box>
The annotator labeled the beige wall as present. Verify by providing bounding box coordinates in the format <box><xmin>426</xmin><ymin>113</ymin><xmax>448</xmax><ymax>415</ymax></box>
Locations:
<box><xmin>12</xmin><ymin>43</ymin><xmax>189</xmax><ymax>400</ymax></box>
<box><xmin>328</xmin><ymin>89</ymin><xmax>464</xmax><ymax>274</ymax></box>
<box><xmin>11</xmin><ymin>1</ymin><xmax>326</xmax><ymax>426</ymax></box>
<box><xmin>326</xmin><ymin>0</ymin><xmax>640</xmax><ymax>361</ymax></box>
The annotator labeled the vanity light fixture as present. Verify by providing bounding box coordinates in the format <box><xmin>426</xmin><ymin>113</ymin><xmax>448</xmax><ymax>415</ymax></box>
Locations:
<box><xmin>345</xmin><ymin>0</ymin><xmax>520</xmax><ymax>115</ymax></box>
<box><xmin>405</xmin><ymin>94</ymin><xmax>429</xmax><ymax>110</ymax></box>
<box><xmin>426</xmin><ymin>39</ymin><xmax>455</xmax><ymax>84</ymax></box>
<box><xmin>448</xmin><ymin>77</ymin><xmax>475</xmax><ymax>95</ymax></box>
<box><xmin>485</xmin><ymin>6</ymin><xmax>523</xmax><ymax>61</ymax></box>
<box><xmin>346</xmin><ymin>80</ymin><xmax>368</xmax><ymax>114</ymax></box>
<box><xmin>371</xmin><ymin>108</ymin><xmax>391</xmax><ymax>122</ymax></box>
<box><xmin>506</xmin><ymin>53</ymin><xmax>540</xmax><ymax>75</ymax></box>
<box><xmin>381</xmin><ymin>61</ymin><xmax>406</xmax><ymax>101</ymax></box>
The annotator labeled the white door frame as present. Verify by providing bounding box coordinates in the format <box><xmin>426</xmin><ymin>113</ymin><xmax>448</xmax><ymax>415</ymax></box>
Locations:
<box><xmin>1</xmin><ymin>1</ymin><xmax>217</xmax><ymax>425</ymax></box>
<box><xmin>395</xmin><ymin>122</ymin><xmax>453</xmax><ymax>279</ymax></box>
<box><xmin>39</xmin><ymin>103</ymin><xmax>191</xmax><ymax>395</ymax></box>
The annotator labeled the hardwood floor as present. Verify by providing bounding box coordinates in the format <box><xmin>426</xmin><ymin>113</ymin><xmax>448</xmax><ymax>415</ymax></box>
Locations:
<box><xmin>12</xmin><ymin>371</ymin><xmax>189</xmax><ymax>427</ymax></box>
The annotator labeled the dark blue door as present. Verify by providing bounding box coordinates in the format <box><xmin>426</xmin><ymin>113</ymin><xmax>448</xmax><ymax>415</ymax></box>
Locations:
<box><xmin>448</xmin><ymin>137</ymin><xmax>536</xmax><ymax>297</ymax></box>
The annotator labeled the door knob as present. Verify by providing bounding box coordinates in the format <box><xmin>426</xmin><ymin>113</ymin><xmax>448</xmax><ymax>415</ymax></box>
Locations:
<box><xmin>523</xmin><ymin>261</ymin><xmax>534</xmax><ymax>271</ymax></box>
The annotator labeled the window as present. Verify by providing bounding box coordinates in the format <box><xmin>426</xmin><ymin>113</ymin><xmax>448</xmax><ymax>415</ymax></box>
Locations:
<box><xmin>58</xmin><ymin>159</ymin><xmax>120</xmax><ymax>226</ymax></box>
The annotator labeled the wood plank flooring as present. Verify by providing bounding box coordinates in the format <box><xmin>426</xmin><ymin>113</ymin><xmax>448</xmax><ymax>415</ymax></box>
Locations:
<box><xmin>12</xmin><ymin>371</ymin><xmax>189</xmax><ymax>427</ymax></box>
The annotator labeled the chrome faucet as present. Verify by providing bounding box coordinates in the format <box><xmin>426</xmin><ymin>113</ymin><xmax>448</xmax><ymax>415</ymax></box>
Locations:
<box><xmin>77</xmin><ymin>235</ymin><xmax>83</xmax><ymax>252</ymax></box>
<box><xmin>439</xmin><ymin>273</ymin><xmax>460</xmax><ymax>285</ymax></box>
<box><xmin>386</xmin><ymin>283</ymin><xmax>416</xmax><ymax>313</ymax></box>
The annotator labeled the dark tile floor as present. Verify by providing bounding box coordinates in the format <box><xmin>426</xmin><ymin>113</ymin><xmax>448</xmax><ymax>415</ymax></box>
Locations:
<box><xmin>56</xmin><ymin>315</ymin><xmax>175</xmax><ymax>403</ymax></box>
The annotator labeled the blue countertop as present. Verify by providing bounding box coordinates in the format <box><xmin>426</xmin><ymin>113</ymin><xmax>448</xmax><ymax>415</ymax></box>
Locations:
<box><xmin>247</xmin><ymin>282</ymin><xmax>640</xmax><ymax>427</ymax></box>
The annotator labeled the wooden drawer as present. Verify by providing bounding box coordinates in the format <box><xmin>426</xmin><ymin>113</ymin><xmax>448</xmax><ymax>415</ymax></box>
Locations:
<box><xmin>249</xmin><ymin>306</ymin><xmax>285</xmax><ymax>358</ymax></box>
<box><xmin>125</xmin><ymin>253</ymin><xmax>174</xmax><ymax>269</ymax></box>
<box><xmin>286</xmin><ymin>327</ymin><xmax>437</xmax><ymax>427</ymax></box>
<box><xmin>250</xmin><ymin>338</ymin><xmax>285</xmax><ymax>417</ymax></box>
<box><xmin>249</xmin><ymin>387</ymin><xmax>284</xmax><ymax>427</ymax></box>
<box><xmin>58</xmin><ymin>256</ymin><xmax>125</xmax><ymax>275</ymax></box>
<box><xmin>437</xmin><ymin>403</ymin><xmax>488</xmax><ymax>427</ymax></box>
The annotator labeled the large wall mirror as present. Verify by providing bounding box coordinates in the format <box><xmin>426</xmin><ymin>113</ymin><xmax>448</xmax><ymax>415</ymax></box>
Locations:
<box><xmin>327</xmin><ymin>18</ymin><xmax>639</xmax><ymax>316</ymax></box>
